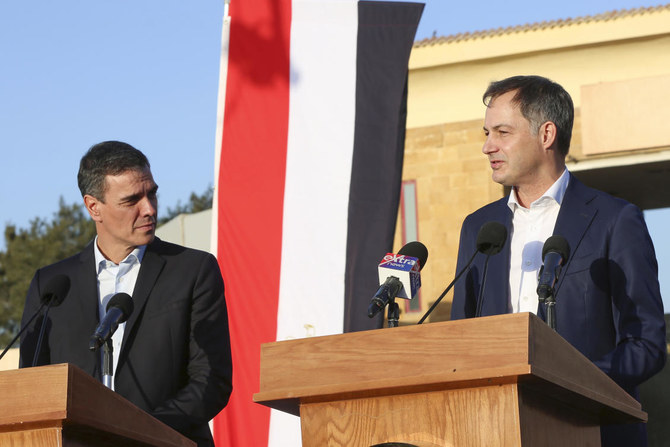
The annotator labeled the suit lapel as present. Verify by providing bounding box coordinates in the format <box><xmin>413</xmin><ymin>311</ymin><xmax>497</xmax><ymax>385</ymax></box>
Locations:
<box><xmin>76</xmin><ymin>241</ymin><xmax>103</xmax><ymax>378</ymax></box>
<box><xmin>77</xmin><ymin>242</ymin><xmax>100</xmax><ymax>323</ymax></box>
<box><xmin>120</xmin><ymin>240</ymin><xmax>165</xmax><ymax>355</ymax></box>
<box><xmin>483</xmin><ymin>199</ymin><xmax>513</xmax><ymax>315</ymax></box>
<box><xmin>552</xmin><ymin>175</ymin><xmax>598</xmax><ymax>296</ymax></box>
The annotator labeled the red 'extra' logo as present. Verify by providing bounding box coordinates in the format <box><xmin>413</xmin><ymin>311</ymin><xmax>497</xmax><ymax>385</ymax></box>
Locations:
<box><xmin>380</xmin><ymin>253</ymin><xmax>417</xmax><ymax>266</ymax></box>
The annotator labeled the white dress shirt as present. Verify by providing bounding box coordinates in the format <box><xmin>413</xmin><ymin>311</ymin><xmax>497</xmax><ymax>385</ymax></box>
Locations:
<box><xmin>94</xmin><ymin>238</ymin><xmax>146</xmax><ymax>389</ymax></box>
<box><xmin>507</xmin><ymin>169</ymin><xmax>569</xmax><ymax>314</ymax></box>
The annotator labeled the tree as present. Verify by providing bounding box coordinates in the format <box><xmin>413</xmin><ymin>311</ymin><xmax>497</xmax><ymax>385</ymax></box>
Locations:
<box><xmin>159</xmin><ymin>185</ymin><xmax>213</xmax><ymax>225</ymax></box>
<box><xmin>0</xmin><ymin>198</ymin><xmax>96</xmax><ymax>348</ymax></box>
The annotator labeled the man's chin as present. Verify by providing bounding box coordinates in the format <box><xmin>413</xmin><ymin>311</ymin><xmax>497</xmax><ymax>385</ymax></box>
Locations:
<box><xmin>136</xmin><ymin>232</ymin><xmax>155</xmax><ymax>246</ymax></box>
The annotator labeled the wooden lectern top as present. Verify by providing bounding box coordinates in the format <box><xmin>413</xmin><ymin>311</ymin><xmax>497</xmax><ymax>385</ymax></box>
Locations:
<box><xmin>254</xmin><ymin>312</ymin><xmax>645</xmax><ymax>426</ymax></box>
<box><xmin>0</xmin><ymin>363</ymin><xmax>194</xmax><ymax>447</ymax></box>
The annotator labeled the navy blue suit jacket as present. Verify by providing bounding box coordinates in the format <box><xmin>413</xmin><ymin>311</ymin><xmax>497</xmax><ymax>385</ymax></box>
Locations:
<box><xmin>20</xmin><ymin>238</ymin><xmax>232</xmax><ymax>447</ymax></box>
<box><xmin>451</xmin><ymin>174</ymin><xmax>666</xmax><ymax>446</ymax></box>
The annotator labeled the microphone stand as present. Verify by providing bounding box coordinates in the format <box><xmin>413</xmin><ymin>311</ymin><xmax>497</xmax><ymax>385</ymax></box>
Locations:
<box><xmin>386</xmin><ymin>298</ymin><xmax>400</xmax><ymax>328</ymax></box>
<box><xmin>102</xmin><ymin>339</ymin><xmax>114</xmax><ymax>389</ymax></box>
<box><xmin>545</xmin><ymin>297</ymin><xmax>556</xmax><ymax>331</ymax></box>
<box><xmin>417</xmin><ymin>250</ymin><xmax>478</xmax><ymax>324</ymax></box>
<box><xmin>0</xmin><ymin>302</ymin><xmax>46</xmax><ymax>362</ymax></box>
<box><xmin>475</xmin><ymin>254</ymin><xmax>491</xmax><ymax>318</ymax></box>
<box><xmin>31</xmin><ymin>301</ymin><xmax>55</xmax><ymax>367</ymax></box>
<box><xmin>537</xmin><ymin>265</ymin><xmax>558</xmax><ymax>331</ymax></box>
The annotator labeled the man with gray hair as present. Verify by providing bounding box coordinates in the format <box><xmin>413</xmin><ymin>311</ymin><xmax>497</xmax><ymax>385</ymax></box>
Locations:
<box><xmin>451</xmin><ymin>75</ymin><xmax>666</xmax><ymax>446</ymax></box>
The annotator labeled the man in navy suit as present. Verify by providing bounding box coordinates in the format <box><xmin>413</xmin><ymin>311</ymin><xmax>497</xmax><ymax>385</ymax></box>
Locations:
<box><xmin>450</xmin><ymin>75</ymin><xmax>666</xmax><ymax>446</ymax></box>
<box><xmin>20</xmin><ymin>141</ymin><xmax>232</xmax><ymax>446</ymax></box>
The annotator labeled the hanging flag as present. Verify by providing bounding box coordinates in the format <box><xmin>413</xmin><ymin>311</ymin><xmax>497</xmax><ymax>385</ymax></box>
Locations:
<box><xmin>211</xmin><ymin>1</ymin><xmax>423</xmax><ymax>445</ymax></box>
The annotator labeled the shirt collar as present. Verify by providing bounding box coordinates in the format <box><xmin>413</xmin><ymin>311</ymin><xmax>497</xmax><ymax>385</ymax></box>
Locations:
<box><xmin>94</xmin><ymin>236</ymin><xmax>147</xmax><ymax>272</ymax></box>
<box><xmin>507</xmin><ymin>168</ymin><xmax>570</xmax><ymax>211</ymax></box>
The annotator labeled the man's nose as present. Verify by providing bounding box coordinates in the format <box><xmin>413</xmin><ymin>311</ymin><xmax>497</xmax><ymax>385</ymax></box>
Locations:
<box><xmin>482</xmin><ymin>136</ymin><xmax>497</xmax><ymax>155</ymax></box>
<box><xmin>140</xmin><ymin>197</ymin><xmax>157</xmax><ymax>217</ymax></box>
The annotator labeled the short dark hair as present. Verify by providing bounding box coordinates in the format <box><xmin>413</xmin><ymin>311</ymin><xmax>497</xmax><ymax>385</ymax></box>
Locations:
<box><xmin>483</xmin><ymin>75</ymin><xmax>574</xmax><ymax>157</ymax></box>
<box><xmin>78</xmin><ymin>141</ymin><xmax>150</xmax><ymax>200</ymax></box>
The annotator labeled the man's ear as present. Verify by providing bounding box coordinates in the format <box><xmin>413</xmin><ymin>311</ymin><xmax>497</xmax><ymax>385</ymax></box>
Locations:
<box><xmin>84</xmin><ymin>194</ymin><xmax>103</xmax><ymax>223</ymax></box>
<box><xmin>538</xmin><ymin>121</ymin><xmax>558</xmax><ymax>150</ymax></box>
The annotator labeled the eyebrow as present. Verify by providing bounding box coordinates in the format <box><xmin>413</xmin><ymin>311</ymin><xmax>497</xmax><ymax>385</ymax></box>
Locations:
<box><xmin>119</xmin><ymin>184</ymin><xmax>158</xmax><ymax>204</ymax></box>
<box><xmin>484</xmin><ymin>123</ymin><xmax>511</xmax><ymax>132</ymax></box>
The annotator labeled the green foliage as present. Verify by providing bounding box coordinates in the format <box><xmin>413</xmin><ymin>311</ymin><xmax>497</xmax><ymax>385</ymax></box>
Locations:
<box><xmin>0</xmin><ymin>198</ymin><xmax>96</xmax><ymax>348</ymax></box>
<box><xmin>159</xmin><ymin>185</ymin><xmax>213</xmax><ymax>225</ymax></box>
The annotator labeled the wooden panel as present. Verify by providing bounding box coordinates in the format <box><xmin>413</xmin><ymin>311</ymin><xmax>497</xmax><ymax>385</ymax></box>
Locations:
<box><xmin>518</xmin><ymin>386</ymin><xmax>600</xmax><ymax>447</ymax></box>
<box><xmin>0</xmin><ymin>427</ymin><xmax>62</xmax><ymax>446</ymax></box>
<box><xmin>0</xmin><ymin>365</ymin><xmax>68</xmax><ymax>426</ymax></box>
<box><xmin>0</xmin><ymin>364</ymin><xmax>195</xmax><ymax>447</ymax></box>
<box><xmin>258</xmin><ymin>314</ymin><xmax>531</xmax><ymax>395</ymax></box>
<box><xmin>301</xmin><ymin>384</ymin><xmax>522</xmax><ymax>447</ymax></box>
<box><xmin>581</xmin><ymin>75</ymin><xmax>670</xmax><ymax>155</ymax></box>
<box><xmin>255</xmin><ymin>313</ymin><xmax>644</xmax><ymax>425</ymax></box>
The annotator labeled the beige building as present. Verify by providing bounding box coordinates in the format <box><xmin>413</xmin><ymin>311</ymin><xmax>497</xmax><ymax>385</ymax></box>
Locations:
<box><xmin>396</xmin><ymin>5</ymin><xmax>670</xmax><ymax>323</ymax></box>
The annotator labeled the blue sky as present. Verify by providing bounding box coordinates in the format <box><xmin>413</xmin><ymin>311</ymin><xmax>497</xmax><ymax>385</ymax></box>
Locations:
<box><xmin>1</xmin><ymin>0</ymin><xmax>668</xmax><ymax>310</ymax></box>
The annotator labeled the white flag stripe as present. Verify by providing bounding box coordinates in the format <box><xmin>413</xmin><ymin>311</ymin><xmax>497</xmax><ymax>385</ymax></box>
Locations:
<box><xmin>276</xmin><ymin>0</ymin><xmax>358</xmax><ymax>342</ymax></box>
<box><xmin>270</xmin><ymin>1</ymin><xmax>359</xmax><ymax>445</ymax></box>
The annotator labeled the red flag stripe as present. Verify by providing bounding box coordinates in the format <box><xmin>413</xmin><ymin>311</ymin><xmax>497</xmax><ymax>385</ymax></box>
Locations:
<box><xmin>212</xmin><ymin>0</ymin><xmax>292</xmax><ymax>445</ymax></box>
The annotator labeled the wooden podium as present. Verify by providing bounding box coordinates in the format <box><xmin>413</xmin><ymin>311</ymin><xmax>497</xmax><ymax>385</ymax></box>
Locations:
<box><xmin>254</xmin><ymin>313</ymin><xmax>646</xmax><ymax>447</ymax></box>
<box><xmin>0</xmin><ymin>363</ymin><xmax>195</xmax><ymax>447</ymax></box>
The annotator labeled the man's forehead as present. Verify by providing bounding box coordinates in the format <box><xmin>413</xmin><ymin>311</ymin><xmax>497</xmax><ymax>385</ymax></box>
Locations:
<box><xmin>103</xmin><ymin>168</ymin><xmax>157</xmax><ymax>191</ymax></box>
<box><xmin>484</xmin><ymin>94</ymin><xmax>525</xmax><ymax>126</ymax></box>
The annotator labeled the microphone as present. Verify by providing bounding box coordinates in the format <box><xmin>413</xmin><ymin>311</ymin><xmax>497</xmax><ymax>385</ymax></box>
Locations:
<box><xmin>537</xmin><ymin>235</ymin><xmax>570</xmax><ymax>301</ymax></box>
<box><xmin>474</xmin><ymin>222</ymin><xmax>508</xmax><ymax>317</ymax></box>
<box><xmin>89</xmin><ymin>293</ymin><xmax>134</xmax><ymax>352</ymax></box>
<box><xmin>367</xmin><ymin>241</ymin><xmax>429</xmax><ymax>318</ymax></box>
<box><xmin>30</xmin><ymin>274</ymin><xmax>71</xmax><ymax>367</ymax></box>
<box><xmin>418</xmin><ymin>221</ymin><xmax>507</xmax><ymax>324</ymax></box>
<box><xmin>5</xmin><ymin>274</ymin><xmax>70</xmax><ymax>363</ymax></box>
<box><xmin>476</xmin><ymin>221</ymin><xmax>508</xmax><ymax>255</ymax></box>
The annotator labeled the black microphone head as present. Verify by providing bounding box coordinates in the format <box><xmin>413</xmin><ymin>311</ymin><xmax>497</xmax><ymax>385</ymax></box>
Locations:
<box><xmin>542</xmin><ymin>235</ymin><xmax>570</xmax><ymax>263</ymax></box>
<box><xmin>476</xmin><ymin>222</ymin><xmax>507</xmax><ymax>255</ymax></box>
<box><xmin>40</xmin><ymin>274</ymin><xmax>70</xmax><ymax>307</ymax></box>
<box><xmin>106</xmin><ymin>292</ymin><xmax>134</xmax><ymax>323</ymax></box>
<box><xmin>398</xmin><ymin>241</ymin><xmax>428</xmax><ymax>270</ymax></box>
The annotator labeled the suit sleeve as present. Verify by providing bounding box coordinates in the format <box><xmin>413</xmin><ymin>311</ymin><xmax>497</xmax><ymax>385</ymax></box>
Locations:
<box><xmin>149</xmin><ymin>253</ymin><xmax>233</xmax><ymax>431</ymax></box>
<box><xmin>592</xmin><ymin>203</ymin><xmax>667</xmax><ymax>387</ymax></box>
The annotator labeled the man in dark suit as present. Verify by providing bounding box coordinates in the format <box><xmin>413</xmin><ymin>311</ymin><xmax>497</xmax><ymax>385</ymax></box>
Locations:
<box><xmin>451</xmin><ymin>75</ymin><xmax>666</xmax><ymax>446</ymax></box>
<box><xmin>20</xmin><ymin>141</ymin><xmax>232</xmax><ymax>447</ymax></box>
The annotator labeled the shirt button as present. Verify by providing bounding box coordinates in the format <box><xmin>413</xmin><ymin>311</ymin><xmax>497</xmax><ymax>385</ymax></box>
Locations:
<box><xmin>525</xmin><ymin>261</ymin><xmax>532</xmax><ymax>266</ymax></box>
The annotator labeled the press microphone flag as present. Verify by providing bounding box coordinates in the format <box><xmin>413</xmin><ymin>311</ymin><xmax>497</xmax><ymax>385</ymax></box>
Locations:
<box><xmin>368</xmin><ymin>241</ymin><xmax>428</xmax><ymax>318</ymax></box>
<box><xmin>378</xmin><ymin>255</ymin><xmax>420</xmax><ymax>300</ymax></box>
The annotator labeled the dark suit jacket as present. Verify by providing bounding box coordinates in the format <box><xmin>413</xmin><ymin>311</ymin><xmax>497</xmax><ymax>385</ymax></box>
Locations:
<box><xmin>451</xmin><ymin>174</ymin><xmax>666</xmax><ymax>446</ymax></box>
<box><xmin>19</xmin><ymin>238</ymin><xmax>232</xmax><ymax>447</ymax></box>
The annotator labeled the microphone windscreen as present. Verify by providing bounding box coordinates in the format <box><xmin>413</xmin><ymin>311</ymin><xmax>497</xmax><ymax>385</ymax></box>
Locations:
<box><xmin>476</xmin><ymin>222</ymin><xmax>508</xmax><ymax>255</ymax></box>
<box><xmin>398</xmin><ymin>241</ymin><xmax>428</xmax><ymax>270</ymax></box>
<box><xmin>41</xmin><ymin>274</ymin><xmax>71</xmax><ymax>307</ymax></box>
<box><xmin>106</xmin><ymin>292</ymin><xmax>134</xmax><ymax>323</ymax></box>
<box><xmin>542</xmin><ymin>235</ymin><xmax>570</xmax><ymax>262</ymax></box>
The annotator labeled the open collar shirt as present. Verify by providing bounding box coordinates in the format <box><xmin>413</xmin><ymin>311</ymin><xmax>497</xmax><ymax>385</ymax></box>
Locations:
<box><xmin>507</xmin><ymin>169</ymin><xmax>570</xmax><ymax>314</ymax></box>
<box><xmin>94</xmin><ymin>238</ymin><xmax>146</xmax><ymax>389</ymax></box>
